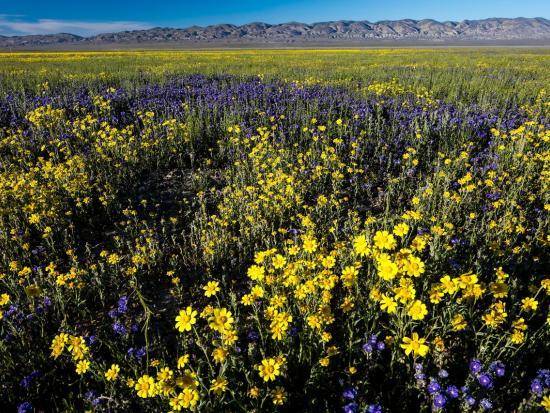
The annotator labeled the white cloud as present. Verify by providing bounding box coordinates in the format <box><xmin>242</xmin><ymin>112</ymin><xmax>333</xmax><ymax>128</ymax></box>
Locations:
<box><xmin>0</xmin><ymin>16</ymin><xmax>151</xmax><ymax>37</ymax></box>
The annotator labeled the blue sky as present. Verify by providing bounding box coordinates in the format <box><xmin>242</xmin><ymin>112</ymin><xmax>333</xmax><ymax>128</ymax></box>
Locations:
<box><xmin>1</xmin><ymin>0</ymin><xmax>549</xmax><ymax>36</ymax></box>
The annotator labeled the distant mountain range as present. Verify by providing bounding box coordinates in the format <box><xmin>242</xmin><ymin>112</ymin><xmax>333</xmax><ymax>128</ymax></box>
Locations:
<box><xmin>1</xmin><ymin>18</ymin><xmax>550</xmax><ymax>48</ymax></box>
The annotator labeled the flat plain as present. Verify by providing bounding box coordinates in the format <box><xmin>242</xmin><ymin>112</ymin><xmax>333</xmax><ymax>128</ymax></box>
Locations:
<box><xmin>0</xmin><ymin>49</ymin><xmax>549</xmax><ymax>412</ymax></box>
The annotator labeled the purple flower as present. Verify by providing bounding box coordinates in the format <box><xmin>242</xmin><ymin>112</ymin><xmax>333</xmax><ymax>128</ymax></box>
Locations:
<box><xmin>343</xmin><ymin>402</ymin><xmax>358</xmax><ymax>413</ymax></box>
<box><xmin>6</xmin><ymin>305</ymin><xmax>18</xmax><ymax>318</ymax></box>
<box><xmin>414</xmin><ymin>363</ymin><xmax>423</xmax><ymax>371</ymax></box>
<box><xmin>465</xmin><ymin>395</ymin><xmax>476</xmax><ymax>406</ymax></box>
<box><xmin>20</xmin><ymin>370</ymin><xmax>41</xmax><ymax>389</ymax></box>
<box><xmin>376</xmin><ymin>341</ymin><xmax>386</xmax><ymax>351</ymax></box>
<box><xmin>92</xmin><ymin>398</ymin><xmax>103</xmax><ymax>407</ymax></box>
<box><xmin>537</xmin><ymin>369</ymin><xmax>550</xmax><ymax>387</ymax></box>
<box><xmin>127</xmin><ymin>347</ymin><xmax>145</xmax><ymax>358</ymax></box>
<box><xmin>368</xmin><ymin>334</ymin><xmax>378</xmax><ymax>345</ymax></box>
<box><xmin>85</xmin><ymin>335</ymin><xmax>97</xmax><ymax>346</ymax></box>
<box><xmin>117</xmin><ymin>296</ymin><xmax>128</xmax><ymax>314</ymax></box>
<box><xmin>343</xmin><ymin>388</ymin><xmax>358</xmax><ymax>400</ymax></box>
<box><xmin>438</xmin><ymin>369</ymin><xmax>449</xmax><ymax>379</ymax></box>
<box><xmin>247</xmin><ymin>331</ymin><xmax>259</xmax><ymax>341</ymax></box>
<box><xmin>433</xmin><ymin>393</ymin><xmax>447</xmax><ymax>408</ymax></box>
<box><xmin>367</xmin><ymin>405</ymin><xmax>383</xmax><ymax>413</ymax></box>
<box><xmin>362</xmin><ymin>343</ymin><xmax>374</xmax><ymax>353</ymax></box>
<box><xmin>446</xmin><ymin>385</ymin><xmax>459</xmax><ymax>398</ymax></box>
<box><xmin>18</xmin><ymin>402</ymin><xmax>33</xmax><ymax>413</ymax></box>
<box><xmin>478</xmin><ymin>373</ymin><xmax>493</xmax><ymax>389</ymax></box>
<box><xmin>427</xmin><ymin>380</ymin><xmax>441</xmax><ymax>394</ymax></box>
<box><xmin>108</xmin><ymin>308</ymin><xmax>119</xmax><ymax>318</ymax></box>
<box><xmin>489</xmin><ymin>361</ymin><xmax>505</xmax><ymax>377</ymax></box>
<box><xmin>531</xmin><ymin>378</ymin><xmax>543</xmax><ymax>395</ymax></box>
<box><xmin>470</xmin><ymin>359</ymin><xmax>482</xmax><ymax>374</ymax></box>
<box><xmin>85</xmin><ymin>390</ymin><xmax>97</xmax><ymax>400</ymax></box>
<box><xmin>415</xmin><ymin>373</ymin><xmax>426</xmax><ymax>381</ymax></box>
<box><xmin>112</xmin><ymin>322</ymin><xmax>127</xmax><ymax>335</ymax></box>
<box><xmin>480</xmin><ymin>398</ymin><xmax>493</xmax><ymax>410</ymax></box>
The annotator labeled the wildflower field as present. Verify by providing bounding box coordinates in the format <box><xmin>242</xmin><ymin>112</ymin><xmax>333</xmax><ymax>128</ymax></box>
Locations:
<box><xmin>0</xmin><ymin>49</ymin><xmax>549</xmax><ymax>412</ymax></box>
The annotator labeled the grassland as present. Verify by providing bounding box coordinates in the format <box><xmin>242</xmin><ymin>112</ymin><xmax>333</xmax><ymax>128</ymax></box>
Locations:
<box><xmin>0</xmin><ymin>49</ymin><xmax>548</xmax><ymax>412</ymax></box>
<box><xmin>1</xmin><ymin>49</ymin><xmax>550</xmax><ymax>105</ymax></box>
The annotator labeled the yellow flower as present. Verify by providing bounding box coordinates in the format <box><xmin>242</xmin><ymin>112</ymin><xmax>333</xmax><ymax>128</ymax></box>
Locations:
<box><xmin>541</xmin><ymin>394</ymin><xmax>550</xmax><ymax>411</ymax></box>
<box><xmin>75</xmin><ymin>360</ymin><xmax>90</xmax><ymax>375</ymax></box>
<box><xmin>177</xmin><ymin>369</ymin><xmax>199</xmax><ymax>390</ymax></box>
<box><xmin>241</xmin><ymin>294</ymin><xmax>254</xmax><ymax>305</ymax></box>
<box><xmin>512</xmin><ymin>318</ymin><xmax>527</xmax><ymax>331</ymax></box>
<box><xmin>433</xmin><ymin>336</ymin><xmax>445</xmax><ymax>352</ymax></box>
<box><xmin>521</xmin><ymin>297</ymin><xmax>538</xmax><ymax>311</ymax></box>
<box><xmin>67</xmin><ymin>336</ymin><xmax>88</xmax><ymax>360</ymax></box>
<box><xmin>107</xmin><ymin>253</ymin><xmax>120</xmax><ymax>265</ymax></box>
<box><xmin>440</xmin><ymin>275</ymin><xmax>458</xmax><ymax>295</ymax></box>
<box><xmin>407</xmin><ymin>300</ymin><xmax>428</xmax><ymax>320</ymax></box>
<box><xmin>175</xmin><ymin>306</ymin><xmax>197</xmax><ymax>332</ymax></box>
<box><xmin>212</xmin><ymin>347</ymin><xmax>228</xmax><ymax>363</ymax></box>
<box><xmin>401</xmin><ymin>332</ymin><xmax>429</xmax><ymax>357</ymax></box>
<box><xmin>458</xmin><ymin>273</ymin><xmax>478</xmax><ymax>289</ymax></box>
<box><xmin>510</xmin><ymin>330</ymin><xmax>525</xmax><ymax>344</ymax></box>
<box><xmin>302</xmin><ymin>235</ymin><xmax>318</xmax><ymax>253</ymax></box>
<box><xmin>50</xmin><ymin>333</ymin><xmax>68</xmax><ymax>359</ymax></box>
<box><xmin>271</xmin><ymin>386</ymin><xmax>287</xmax><ymax>405</ymax></box>
<box><xmin>251</xmin><ymin>285</ymin><xmax>264</xmax><ymax>298</ymax></box>
<box><xmin>169</xmin><ymin>392</ymin><xmax>186</xmax><ymax>411</ymax></box>
<box><xmin>247</xmin><ymin>265</ymin><xmax>265</xmax><ymax>281</ymax></box>
<box><xmin>272</xmin><ymin>254</ymin><xmax>287</xmax><ymax>269</ymax></box>
<box><xmin>135</xmin><ymin>375</ymin><xmax>156</xmax><ymax>398</ymax></box>
<box><xmin>307</xmin><ymin>314</ymin><xmax>322</xmax><ymax>330</ymax></box>
<box><xmin>377</xmin><ymin>256</ymin><xmax>398</xmax><ymax>281</ymax></box>
<box><xmin>203</xmin><ymin>281</ymin><xmax>220</xmax><ymax>297</ymax></box>
<box><xmin>340</xmin><ymin>296</ymin><xmax>355</xmax><ymax>312</ymax></box>
<box><xmin>177</xmin><ymin>354</ymin><xmax>189</xmax><ymax>369</ymax></box>
<box><xmin>0</xmin><ymin>293</ymin><xmax>10</xmax><ymax>306</ymax></box>
<box><xmin>404</xmin><ymin>256</ymin><xmax>425</xmax><ymax>277</ymax></box>
<box><xmin>208</xmin><ymin>307</ymin><xmax>234</xmax><ymax>333</ymax></box>
<box><xmin>380</xmin><ymin>294</ymin><xmax>397</xmax><ymax>314</ymax></box>
<box><xmin>105</xmin><ymin>364</ymin><xmax>120</xmax><ymax>381</ymax></box>
<box><xmin>177</xmin><ymin>388</ymin><xmax>200</xmax><ymax>409</ymax></box>
<box><xmin>258</xmin><ymin>358</ymin><xmax>281</xmax><ymax>382</ymax></box>
<box><xmin>210</xmin><ymin>376</ymin><xmax>228</xmax><ymax>395</ymax></box>
<box><xmin>157</xmin><ymin>367</ymin><xmax>174</xmax><ymax>382</ymax></box>
<box><xmin>340</xmin><ymin>265</ymin><xmax>359</xmax><ymax>288</ymax></box>
<box><xmin>352</xmin><ymin>234</ymin><xmax>370</xmax><ymax>256</ymax></box>
<box><xmin>451</xmin><ymin>315</ymin><xmax>467</xmax><ymax>331</ymax></box>
<box><xmin>248</xmin><ymin>386</ymin><xmax>260</xmax><ymax>398</ymax></box>
<box><xmin>393</xmin><ymin>223</ymin><xmax>410</xmax><ymax>238</ymax></box>
<box><xmin>373</xmin><ymin>230</ymin><xmax>397</xmax><ymax>250</ymax></box>
<box><xmin>270</xmin><ymin>311</ymin><xmax>292</xmax><ymax>340</ymax></box>
<box><xmin>288</xmin><ymin>245</ymin><xmax>300</xmax><ymax>255</ymax></box>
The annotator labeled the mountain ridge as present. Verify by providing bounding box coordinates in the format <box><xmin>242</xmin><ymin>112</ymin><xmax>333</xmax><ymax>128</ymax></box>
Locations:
<box><xmin>1</xmin><ymin>17</ymin><xmax>550</xmax><ymax>48</ymax></box>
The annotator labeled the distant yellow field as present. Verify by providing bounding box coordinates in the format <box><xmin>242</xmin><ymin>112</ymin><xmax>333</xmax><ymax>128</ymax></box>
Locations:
<box><xmin>1</xmin><ymin>49</ymin><xmax>549</xmax><ymax>106</ymax></box>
